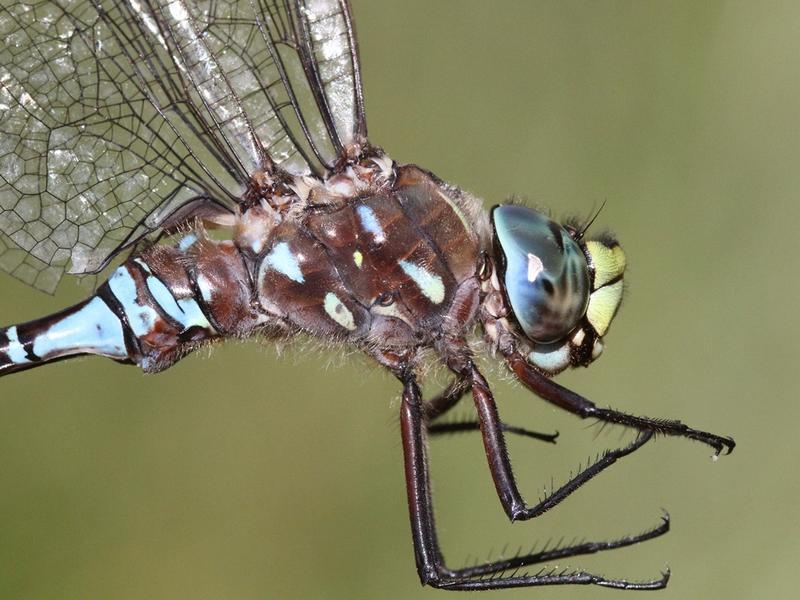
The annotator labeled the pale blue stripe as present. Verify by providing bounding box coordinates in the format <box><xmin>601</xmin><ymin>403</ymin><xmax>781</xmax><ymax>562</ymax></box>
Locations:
<box><xmin>196</xmin><ymin>273</ymin><xmax>215</xmax><ymax>303</ymax></box>
<box><xmin>399</xmin><ymin>260</ymin><xmax>445</xmax><ymax>304</ymax></box>
<box><xmin>32</xmin><ymin>297</ymin><xmax>126</xmax><ymax>359</ymax></box>
<box><xmin>263</xmin><ymin>242</ymin><xmax>304</xmax><ymax>283</ymax></box>
<box><xmin>5</xmin><ymin>327</ymin><xmax>30</xmax><ymax>364</ymax></box>
<box><xmin>146</xmin><ymin>276</ymin><xmax>183</xmax><ymax>323</ymax></box>
<box><xmin>177</xmin><ymin>298</ymin><xmax>212</xmax><ymax>330</ymax></box>
<box><xmin>108</xmin><ymin>266</ymin><xmax>160</xmax><ymax>338</ymax></box>
<box><xmin>178</xmin><ymin>233</ymin><xmax>198</xmax><ymax>252</ymax></box>
<box><xmin>145</xmin><ymin>276</ymin><xmax>210</xmax><ymax>331</ymax></box>
<box><xmin>357</xmin><ymin>205</ymin><xmax>385</xmax><ymax>242</ymax></box>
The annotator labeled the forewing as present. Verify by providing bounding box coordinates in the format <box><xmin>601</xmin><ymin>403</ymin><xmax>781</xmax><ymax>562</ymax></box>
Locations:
<box><xmin>202</xmin><ymin>0</ymin><xmax>368</xmax><ymax>171</ymax></box>
<box><xmin>0</xmin><ymin>0</ymin><xmax>367</xmax><ymax>292</ymax></box>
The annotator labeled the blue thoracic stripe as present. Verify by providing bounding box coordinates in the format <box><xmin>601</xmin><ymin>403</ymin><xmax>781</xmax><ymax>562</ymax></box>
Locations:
<box><xmin>398</xmin><ymin>260</ymin><xmax>445</xmax><ymax>304</ymax></box>
<box><xmin>261</xmin><ymin>241</ymin><xmax>304</xmax><ymax>283</ymax></box>
<box><xmin>357</xmin><ymin>205</ymin><xmax>386</xmax><ymax>243</ymax></box>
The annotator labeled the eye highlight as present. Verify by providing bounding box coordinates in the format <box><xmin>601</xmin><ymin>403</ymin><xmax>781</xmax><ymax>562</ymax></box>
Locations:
<box><xmin>491</xmin><ymin>205</ymin><xmax>590</xmax><ymax>344</ymax></box>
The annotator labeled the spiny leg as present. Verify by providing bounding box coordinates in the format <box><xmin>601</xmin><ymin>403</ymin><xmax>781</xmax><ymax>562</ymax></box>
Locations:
<box><xmin>424</xmin><ymin>376</ymin><xmax>471</xmax><ymax>420</ymax></box>
<box><xmin>426</xmin><ymin>377</ymin><xmax>558</xmax><ymax>444</ymax></box>
<box><xmin>399</xmin><ymin>371</ymin><xmax>668</xmax><ymax>590</ymax></box>
<box><xmin>504</xmin><ymin>351</ymin><xmax>735</xmax><ymax>457</ymax></box>
<box><xmin>452</xmin><ymin>514</ymin><xmax>670</xmax><ymax>580</ymax></box>
<box><xmin>428</xmin><ymin>420</ymin><xmax>559</xmax><ymax>443</ymax></box>
<box><xmin>462</xmin><ymin>360</ymin><xmax>655</xmax><ymax>522</ymax></box>
<box><xmin>399</xmin><ymin>373</ymin><xmax>447</xmax><ymax>584</ymax></box>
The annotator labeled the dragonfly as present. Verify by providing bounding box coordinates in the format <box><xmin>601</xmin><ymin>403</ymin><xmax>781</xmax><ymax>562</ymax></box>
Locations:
<box><xmin>0</xmin><ymin>0</ymin><xmax>735</xmax><ymax>591</ymax></box>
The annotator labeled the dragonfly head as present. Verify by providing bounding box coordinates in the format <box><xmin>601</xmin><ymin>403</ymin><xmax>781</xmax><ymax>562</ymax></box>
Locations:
<box><xmin>489</xmin><ymin>204</ymin><xmax>626</xmax><ymax>374</ymax></box>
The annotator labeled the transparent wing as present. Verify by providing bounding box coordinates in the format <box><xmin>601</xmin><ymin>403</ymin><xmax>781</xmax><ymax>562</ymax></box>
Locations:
<box><xmin>0</xmin><ymin>0</ymin><xmax>367</xmax><ymax>292</ymax></box>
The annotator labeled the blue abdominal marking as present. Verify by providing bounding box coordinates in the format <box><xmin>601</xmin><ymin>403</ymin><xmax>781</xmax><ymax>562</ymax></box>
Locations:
<box><xmin>196</xmin><ymin>274</ymin><xmax>215</xmax><ymax>303</ymax></box>
<box><xmin>145</xmin><ymin>275</ymin><xmax>212</xmax><ymax>331</ymax></box>
<box><xmin>263</xmin><ymin>242</ymin><xmax>305</xmax><ymax>283</ymax></box>
<box><xmin>32</xmin><ymin>297</ymin><xmax>127</xmax><ymax>359</ymax></box>
<box><xmin>5</xmin><ymin>327</ymin><xmax>30</xmax><ymax>364</ymax></box>
<box><xmin>398</xmin><ymin>260</ymin><xmax>445</xmax><ymax>304</ymax></box>
<box><xmin>108</xmin><ymin>267</ymin><xmax>160</xmax><ymax>337</ymax></box>
<box><xmin>357</xmin><ymin>205</ymin><xmax>386</xmax><ymax>243</ymax></box>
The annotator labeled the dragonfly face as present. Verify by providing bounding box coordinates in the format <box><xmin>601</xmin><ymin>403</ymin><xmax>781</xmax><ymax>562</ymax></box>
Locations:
<box><xmin>0</xmin><ymin>0</ymin><xmax>734</xmax><ymax>592</ymax></box>
<box><xmin>490</xmin><ymin>204</ymin><xmax>626</xmax><ymax>374</ymax></box>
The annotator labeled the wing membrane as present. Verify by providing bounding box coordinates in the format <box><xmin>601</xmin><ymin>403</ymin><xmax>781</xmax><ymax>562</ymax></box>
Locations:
<box><xmin>0</xmin><ymin>0</ymin><xmax>367</xmax><ymax>292</ymax></box>
<box><xmin>289</xmin><ymin>0</ymin><xmax>367</xmax><ymax>155</ymax></box>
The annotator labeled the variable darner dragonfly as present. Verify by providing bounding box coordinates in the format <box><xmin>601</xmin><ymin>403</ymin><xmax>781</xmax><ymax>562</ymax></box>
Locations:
<box><xmin>0</xmin><ymin>0</ymin><xmax>735</xmax><ymax>591</ymax></box>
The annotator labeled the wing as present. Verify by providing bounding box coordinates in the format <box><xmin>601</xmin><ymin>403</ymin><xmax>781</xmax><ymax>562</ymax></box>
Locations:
<box><xmin>0</xmin><ymin>0</ymin><xmax>367</xmax><ymax>292</ymax></box>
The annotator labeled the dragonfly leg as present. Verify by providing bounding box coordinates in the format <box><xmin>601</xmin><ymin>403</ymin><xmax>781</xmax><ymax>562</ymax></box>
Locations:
<box><xmin>462</xmin><ymin>361</ymin><xmax>654</xmax><ymax>522</ymax></box>
<box><xmin>426</xmin><ymin>377</ymin><xmax>558</xmax><ymax>444</ymax></box>
<box><xmin>424</xmin><ymin>376</ymin><xmax>471</xmax><ymax>420</ymax></box>
<box><xmin>504</xmin><ymin>350</ymin><xmax>736</xmax><ymax>457</ymax></box>
<box><xmin>427</xmin><ymin>420</ymin><xmax>558</xmax><ymax>443</ymax></box>
<box><xmin>399</xmin><ymin>371</ymin><xmax>669</xmax><ymax>590</ymax></box>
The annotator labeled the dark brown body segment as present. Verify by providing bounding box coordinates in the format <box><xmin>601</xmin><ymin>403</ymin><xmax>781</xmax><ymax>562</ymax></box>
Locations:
<box><xmin>117</xmin><ymin>240</ymin><xmax>260</xmax><ymax>372</ymax></box>
<box><xmin>258</xmin><ymin>166</ymin><xmax>482</xmax><ymax>348</ymax></box>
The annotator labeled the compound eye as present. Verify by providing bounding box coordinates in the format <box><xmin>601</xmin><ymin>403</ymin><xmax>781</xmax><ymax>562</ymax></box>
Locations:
<box><xmin>492</xmin><ymin>205</ymin><xmax>590</xmax><ymax>343</ymax></box>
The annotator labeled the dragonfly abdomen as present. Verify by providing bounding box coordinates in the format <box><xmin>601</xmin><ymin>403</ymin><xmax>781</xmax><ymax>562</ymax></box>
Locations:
<box><xmin>0</xmin><ymin>296</ymin><xmax>128</xmax><ymax>376</ymax></box>
<box><xmin>0</xmin><ymin>236</ymin><xmax>260</xmax><ymax>376</ymax></box>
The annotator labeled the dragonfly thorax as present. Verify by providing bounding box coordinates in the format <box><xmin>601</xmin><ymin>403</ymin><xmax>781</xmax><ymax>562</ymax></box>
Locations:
<box><xmin>252</xmin><ymin>164</ymin><xmax>485</xmax><ymax>349</ymax></box>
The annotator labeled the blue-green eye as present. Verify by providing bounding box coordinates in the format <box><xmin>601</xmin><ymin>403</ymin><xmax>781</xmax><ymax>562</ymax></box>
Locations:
<box><xmin>491</xmin><ymin>205</ymin><xmax>590</xmax><ymax>344</ymax></box>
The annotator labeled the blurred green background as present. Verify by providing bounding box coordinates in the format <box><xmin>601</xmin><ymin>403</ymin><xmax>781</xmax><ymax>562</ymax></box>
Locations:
<box><xmin>0</xmin><ymin>1</ymin><xmax>797</xmax><ymax>598</ymax></box>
